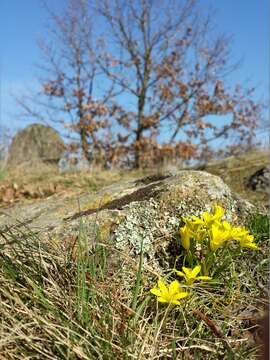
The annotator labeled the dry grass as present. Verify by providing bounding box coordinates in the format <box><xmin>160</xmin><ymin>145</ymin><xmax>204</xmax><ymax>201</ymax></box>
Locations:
<box><xmin>0</xmin><ymin>149</ymin><xmax>268</xmax><ymax>358</ymax></box>
<box><xmin>2</xmin><ymin>162</ymin><xmax>145</xmax><ymax>191</ymax></box>
<box><xmin>0</xmin><ymin>162</ymin><xmax>150</xmax><ymax>206</ymax></box>
<box><xmin>0</xmin><ymin>211</ymin><xmax>268</xmax><ymax>359</ymax></box>
<box><xmin>1</xmin><ymin>149</ymin><xmax>268</xmax><ymax>203</ymax></box>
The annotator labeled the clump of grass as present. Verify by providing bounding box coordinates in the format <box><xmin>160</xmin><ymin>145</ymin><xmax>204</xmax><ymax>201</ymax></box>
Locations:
<box><xmin>0</xmin><ymin>211</ymin><xmax>268</xmax><ymax>359</ymax></box>
<box><xmin>247</xmin><ymin>212</ymin><xmax>269</xmax><ymax>245</ymax></box>
<box><xmin>0</xmin><ymin>222</ymin><xmax>133</xmax><ymax>359</ymax></box>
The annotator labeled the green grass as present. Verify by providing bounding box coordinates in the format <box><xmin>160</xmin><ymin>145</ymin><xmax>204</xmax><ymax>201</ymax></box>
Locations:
<box><xmin>0</xmin><ymin>213</ymin><xmax>268</xmax><ymax>359</ymax></box>
<box><xmin>247</xmin><ymin>212</ymin><xmax>269</xmax><ymax>244</ymax></box>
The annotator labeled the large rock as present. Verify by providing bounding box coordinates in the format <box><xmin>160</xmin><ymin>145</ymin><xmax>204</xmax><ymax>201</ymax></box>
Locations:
<box><xmin>0</xmin><ymin>170</ymin><xmax>259</xmax><ymax>273</ymax></box>
<box><xmin>8</xmin><ymin>124</ymin><xmax>65</xmax><ymax>167</ymax></box>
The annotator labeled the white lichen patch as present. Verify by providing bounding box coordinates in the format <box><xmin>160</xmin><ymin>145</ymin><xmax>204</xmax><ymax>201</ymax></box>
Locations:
<box><xmin>113</xmin><ymin>199</ymin><xmax>158</xmax><ymax>255</ymax></box>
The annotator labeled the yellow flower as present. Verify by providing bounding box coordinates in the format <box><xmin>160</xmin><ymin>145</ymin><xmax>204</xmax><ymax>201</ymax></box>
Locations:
<box><xmin>231</xmin><ymin>226</ymin><xmax>249</xmax><ymax>240</ymax></box>
<box><xmin>179</xmin><ymin>225</ymin><xmax>193</xmax><ymax>250</ymax></box>
<box><xmin>194</xmin><ymin>226</ymin><xmax>207</xmax><ymax>242</ymax></box>
<box><xmin>183</xmin><ymin>205</ymin><xmax>225</xmax><ymax>229</ymax></box>
<box><xmin>175</xmin><ymin>265</ymin><xmax>211</xmax><ymax>285</ymax></box>
<box><xmin>181</xmin><ymin>218</ymin><xmax>206</xmax><ymax>242</ymax></box>
<box><xmin>212</xmin><ymin>205</ymin><xmax>225</xmax><ymax>220</ymax></box>
<box><xmin>209</xmin><ymin>223</ymin><xmax>230</xmax><ymax>251</ymax></box>
<box><xmin>231</xmin><ymin>226</ymin><xmax>259</xmax><ymax>250</ymax></box>
<box><xmin>150</xmin><ymin>279</ymin><xmax>189</xmax><ymax>305</ymax></box>
<box><xmin>183</xmin><ymin>216</ymin><xmax>202</xmax><ymax>231</ymax></box>
<box><xmin>221</xmin><ymin>220</ymin><xmax>233</xmax><ymax>233</ymax></box>
<box><xmin>239</xmin><ymin>234</ymin><xmax>259</xmax><ymax>250</ymax></box>
<box><xmin>201</xmin><ymin>205</ymin><xmax>225</xmax><ymax>227</ymax></box>
<box><xmin>187</xmin><ymin>215</ymin><xmax>204</xmax><ymax>227</ymax></box>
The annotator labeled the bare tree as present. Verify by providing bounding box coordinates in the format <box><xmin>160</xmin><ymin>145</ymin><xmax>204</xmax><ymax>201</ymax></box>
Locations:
<box><xmin>97</xmin><ymin>0</ymin><xmax>263</xmax><ymax>167</ymax></box>
<box><xmin>17</xmin><ymin>0</ymin><xmax>119</xmax><ymax>166</ymax></box>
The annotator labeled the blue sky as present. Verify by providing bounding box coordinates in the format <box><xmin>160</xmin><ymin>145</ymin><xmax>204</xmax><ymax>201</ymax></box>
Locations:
<box><xmin>0</xmin><ymin>0</ymin><xmax>268</xmax><ymax>140</ymax></box>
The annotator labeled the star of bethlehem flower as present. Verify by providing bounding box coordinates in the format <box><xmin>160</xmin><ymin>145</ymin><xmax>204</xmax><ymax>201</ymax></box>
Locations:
<box><xmin>221</xmin><ymin>220</ymin><xmax>233</xmax><ymax>233</ymax></box>
<box><xmin>174</xmin><ymin>265</ymin><xmax>211</xmax><ymax>285</ymax></box>
<box><xmin>150</xmin><ymin>279</ymin><xmax>189</xmax><ymax>305</ymax></box>
<box><xmin>238</xmin><ymin>234</ymin><xmax>259</xmax><ymax>250</ymax></box>
<box><xmin>179</xmin><ymin>214</ymin><xmax>210</xmax><ymax>249</ymax></box>
<box><xmin>231</xmin><ymin>226</ymin><xmax>259</xmax><ymax>249</ymax></box>
<box><xmin>182</xmin><ymin>217</ymin><xmax>202</xmax><ymax>232</ymax></box>
<box><xmin>179</xmin><ymin>205</ymin><xmax>225</xmax><ymax>247</ymax></box>
<box><xmin>184</xmin><ymin>218</ymin><xmax>207</xmax><ymax>241</ymax></box>
<box><xmin>179</xmin><ymin>225</ymin><xmax>193</xmax><ymax>250</ymax></box>
<box><xmin>209</xmin><ymin>222</ymin><xmax>231</xmax><ymax>251</ymax></box>
<box><xmin>179</xmin><ymin>204</ymin><xmax>259</xmax><ymax>252</ymax></box>
<box><xmin>230</xmin><ymin>226</ymin><xmax>251</xmax><ymax>241</ymax></box>
<box><xmin>195</xmin><ymin>204</ymin><xmax>225</xmax><ymax>227</ymax></box>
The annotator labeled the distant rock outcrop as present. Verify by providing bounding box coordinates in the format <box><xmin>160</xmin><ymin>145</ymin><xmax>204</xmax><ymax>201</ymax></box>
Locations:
<box><xmin>7</xmin><ymin>124</ymin><xmax>65</xmax><ymax>167</ymax></box>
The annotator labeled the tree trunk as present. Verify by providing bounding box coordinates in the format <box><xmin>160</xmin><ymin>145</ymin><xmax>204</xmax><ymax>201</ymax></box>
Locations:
<box><xmin>80</xmin><ymin>127</ymin><xmax>92</xmax><ymax>164</ymax></box>
<box><xmin>134</xmin><ymin>87</ymin><xmax>147</xmax><ymax>168</ymax></box>
<box><xmin>134</xmin><ymin>128</ymin><xmax>142</xmax><ymax>168</ymax></box>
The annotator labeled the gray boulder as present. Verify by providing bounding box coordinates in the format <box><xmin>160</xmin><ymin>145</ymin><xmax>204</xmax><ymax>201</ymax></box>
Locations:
<box><xmin>8</xmin><ymin>124</ymin><xmax>65</xmax><ymax>167</ymax></box>
<box><xmin>0</xmin><ymin>170</ymin><xmax>258</xmax><ymax>274</ymax></box>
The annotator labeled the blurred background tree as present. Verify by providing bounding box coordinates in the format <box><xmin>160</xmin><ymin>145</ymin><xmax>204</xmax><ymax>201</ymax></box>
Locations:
<box><xmin>16</xmin><ymin>0</ymin><xmax>265</xmax><ymax>169</ymax></box>
<box><xmin>97</xmin><ymin>0</ymin><xmax>264</xmax><ymax>167</ymax></box>
<box><xmin>17</xmin><ymin>0</ymin><xmax>120</xmax><ymax>167</ymax></box>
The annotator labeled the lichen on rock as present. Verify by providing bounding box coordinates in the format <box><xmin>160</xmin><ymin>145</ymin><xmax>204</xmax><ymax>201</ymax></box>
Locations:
<box><xmin>113</xmin><ymin>199</ymin><xmax>158</xmax><ymax>254</ymax></box>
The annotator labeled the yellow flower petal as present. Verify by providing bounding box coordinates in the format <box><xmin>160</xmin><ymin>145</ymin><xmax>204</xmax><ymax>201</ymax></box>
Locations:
<box><xmin>157</xmin><ymin>297</ymin><xmax>168</xmax><ymax>303</ymax></box>
<box><xmin>174</xmin><ymin>292</ymin><xmax>189</xmax><ymax>299</ymax></box>
<box><xmin>191</xmin><ymin>265</ymin><xmax>201</xmax><ymax>278</ymax></box>
<box><xmin>169</xmin><ymin>280</ymin><xmax>180</xmax><ymax>295</ymax></box>
<box><xmin>190</xmin><ymin>216</ymin><xmax>204</xmax><ymax>225</ymax></box>
<box><xmin>213</xmin><ymin>205</ymin><xmax>225</xmax><ymax>220</ymax></box>
<box><xmin>171</xmin><ymin>299</ymin><xmax>181</xmax><ymax>305</ymax></box>
<box><xmin>157</xmin><ymin>279</ymin><xmax>168</xmax><ymax>294</ymax></box>
<box><xmin>150</xmin><ymin>278</ymin><xmax>189</xmax><ymax>305</ymax></box>
<box><xmin>210</xmin><ymin>241</ymin><xmax>219</xmax><ymax>251</ymax></box>
<box><xmin>202</xmin><ymin>212</ymin><xmax>211</xmax><ymax>223</ymax></box>
<box><xmin>209</xmin><ymin>223</ymin><xmax>228</xmax><ymax>251</ymax></box>
<box><xmin>241</xmin><ymin>242</ymin><xmax>259</xmax><ymax>250</ymax></box>
<box><xmin>174</xmin><ymin>270</ymin><xmax>186</xmax><ymax>279</ymax></box>
<box><xmin>222</xmin><ymin>221</ymin><xmax>230</xmax><ymax>229</ymax></box>
<box><xmin>182</xmin><ymin>267</ymin><xmax>193</xmax><ymax>277</ymax></box>
<box><xmin>246</xmin><ymin>234</ymin><xmax>255</xmax><ymax>242</ymax></box>
<box><xmin>179</xmin><ymin>226</ymin><xmax>192</xmax><ymax>250</ymax></box>
<box><xmin>150</xmin><ymin>288</ymin><xmax>162</xmax><ymax>296</ymax></box>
